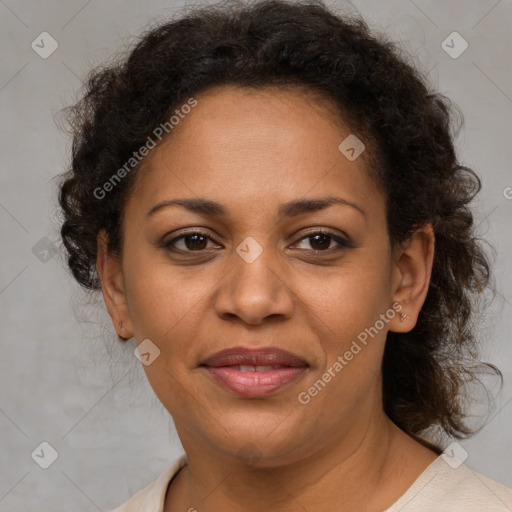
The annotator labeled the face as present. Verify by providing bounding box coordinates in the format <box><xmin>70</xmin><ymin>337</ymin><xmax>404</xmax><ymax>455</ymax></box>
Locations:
<box><xmin>97</xmin><ymin>84</ymin><xmax>432</xmax><ymax>467</ymax></box>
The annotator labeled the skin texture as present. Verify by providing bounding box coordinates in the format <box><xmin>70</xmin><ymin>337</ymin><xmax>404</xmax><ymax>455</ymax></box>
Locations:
<box><xmin>96</xmin><ymin>85</ymin><xmax>437</xmax><ymax>511</ymax></box>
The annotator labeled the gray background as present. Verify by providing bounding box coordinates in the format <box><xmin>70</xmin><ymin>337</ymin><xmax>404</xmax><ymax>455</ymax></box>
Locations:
<box><xmin>1</xmin><ymin>0</ymin><xmax>511</xmax><ymax>510</ymax></box>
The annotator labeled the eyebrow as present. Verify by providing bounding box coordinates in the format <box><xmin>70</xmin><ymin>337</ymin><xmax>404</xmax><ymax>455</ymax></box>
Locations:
<box><xmin>146</xmin><ymin>196</ymin><xmax>367</xmax><ymax>220</ymax></box>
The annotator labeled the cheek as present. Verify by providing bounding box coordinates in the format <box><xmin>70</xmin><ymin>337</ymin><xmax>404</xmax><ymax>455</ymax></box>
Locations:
<box><xmin>301</xmin><ymin>258</ymin><xmax>392</xmax><ymax>388</ymax></box>
<box><xmin>129</xmin><ymin>285</ymin><xmax>205</xmax><ymax>366</ymax></box>
<box><xmin>123</xmin><ymin>245</ymin><xmax>209</xmax><ymax>340</ymax></box>
<box><xmin>304</xmin><ymin>260</ymin><xmax>390</xmax><ymax>332</ymax></box>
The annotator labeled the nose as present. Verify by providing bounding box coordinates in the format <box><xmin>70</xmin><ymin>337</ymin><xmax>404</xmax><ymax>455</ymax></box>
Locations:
<box><xmin>213</xmin><ymin>240</ymin><xmax>295</xmax><ymax>325</ymax></box>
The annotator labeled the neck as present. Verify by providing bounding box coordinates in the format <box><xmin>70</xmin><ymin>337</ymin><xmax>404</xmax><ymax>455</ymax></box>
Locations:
<box><xmin>166</xmin><ymin>403</ymin><xmax>437</xmax><ymax>512</ymax></box>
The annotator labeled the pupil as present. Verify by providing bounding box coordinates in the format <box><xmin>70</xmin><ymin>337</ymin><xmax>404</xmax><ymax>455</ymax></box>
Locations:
<box><xmin>185</xmin><ymin>234</ymin><xmax>207</xmax><ymax>250</ymax></box>
<box><xmin>310</xmin><ymin>234</ymin><xmax>330</xmax><ymax>250</ymax></box>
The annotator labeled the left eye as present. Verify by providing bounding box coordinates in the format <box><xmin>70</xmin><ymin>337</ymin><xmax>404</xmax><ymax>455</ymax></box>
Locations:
<box><xmin>293</xmin><ymin>231</ymin><xmax>351</xmax><ymax>252</ymax></box>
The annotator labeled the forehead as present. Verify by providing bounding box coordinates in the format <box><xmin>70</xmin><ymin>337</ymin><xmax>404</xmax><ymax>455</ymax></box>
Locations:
<box><xmin>126</xmin><ymin>84</ymin><xmax>382</xmax><ymax>218</ymax></box>
<box><xmin>167</xmin><ymin>84</ymin><xmax>354</xmax><ymax>153</ymax></box>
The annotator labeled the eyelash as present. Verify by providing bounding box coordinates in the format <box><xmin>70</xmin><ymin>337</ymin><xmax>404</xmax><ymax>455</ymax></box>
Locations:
<box><xmin>161</xmin><ymin>229</ymin><xmax>354</xmax><ymax>254</ymax></box>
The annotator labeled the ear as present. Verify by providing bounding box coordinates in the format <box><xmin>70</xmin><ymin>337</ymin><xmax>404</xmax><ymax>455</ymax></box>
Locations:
<box><xmin>96</xmin><ymin>229</ymin><xmax>134</xmax><ymax>341</ymax></box>
<box><xmin>388</xmin><ymin>223</ymin><xmax>435</xmax><ymax>333</ymax></box>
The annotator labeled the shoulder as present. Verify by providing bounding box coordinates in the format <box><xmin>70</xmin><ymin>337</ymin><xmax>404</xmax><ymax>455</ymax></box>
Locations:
<box><xmin>107</xmin><ymin>453</ymin><xmax>188</xmax><ymax>512</ymax></box>
<box><xmin>386</xmin><ymin>454</ymin><xmax>512</xmax><ymax>511</ymax></box>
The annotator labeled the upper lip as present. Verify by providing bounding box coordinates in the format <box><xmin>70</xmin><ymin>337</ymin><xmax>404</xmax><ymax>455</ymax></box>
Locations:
<box><xmin>201</xmin><ymin>346</ymin><xmax>308</xmax><ymax>368</ymax></box>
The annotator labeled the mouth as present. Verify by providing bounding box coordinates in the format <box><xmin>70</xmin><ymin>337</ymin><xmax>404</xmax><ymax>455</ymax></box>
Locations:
<box><xmin>200</xmin><ymin>346</ymin><xmax>308</xmax><ymax>397</ymax></box>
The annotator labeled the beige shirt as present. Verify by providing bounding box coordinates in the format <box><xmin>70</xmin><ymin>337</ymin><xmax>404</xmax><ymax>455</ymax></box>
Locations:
<box><xmin>108</xmin><ymin>453</ymin><xmax>512</xmax><ymax>511</ymax></box>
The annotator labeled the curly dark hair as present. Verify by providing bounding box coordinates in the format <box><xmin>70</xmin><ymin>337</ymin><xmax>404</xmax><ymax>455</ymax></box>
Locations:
<box><xmin>56</xmin><ymin>0</ymin><xmax>501</xmax><ymax>444</ymax></box>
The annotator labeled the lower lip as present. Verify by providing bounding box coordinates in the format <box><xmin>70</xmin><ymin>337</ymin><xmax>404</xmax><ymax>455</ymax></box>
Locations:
<box><xmin>203</xmin><ymin>366</ymin><xmax>308</xmax><ymax>397</ymax></box>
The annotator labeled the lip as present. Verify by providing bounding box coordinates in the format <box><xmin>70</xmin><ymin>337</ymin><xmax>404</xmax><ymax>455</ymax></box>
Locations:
<box><xmin>201</xmin><ymin>346</ymin><xmax>308</xmax><ymax>367</ymax></box>
<box><xmin>201</xmin><ymin>346</ymin><xmax>309</xmax><ymax>397</ymax></box>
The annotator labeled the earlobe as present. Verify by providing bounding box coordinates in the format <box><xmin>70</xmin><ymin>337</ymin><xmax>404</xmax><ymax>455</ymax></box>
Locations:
<box><xmin>388</xmin><ymin>223</ymin><xmax>435</xmax><ymax>333</ymax></box>
<box><xmin>96</xmin><ymin>230</ymin><xmax>134</xmax><ymax>341</ymax></box>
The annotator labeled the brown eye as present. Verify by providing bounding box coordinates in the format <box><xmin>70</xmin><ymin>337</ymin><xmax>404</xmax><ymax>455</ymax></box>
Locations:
<box><xmin>163</xmin><ymin>231</ymin><xmax>220</xmax><ymax>252</ymax></box>
<box><xmin>180</xmin><ymin>234</ymin><xmax>209</xmax><ymax>251</ymax></box>
<box><xmin>307</xmin><ymin>233</ymin><xmax>333</xmax><ymax>251</ymax></box>
<box><xmin>294</xmin><ymin>231</ymin><xmax>353</xmax><ymax>252</ymax></box>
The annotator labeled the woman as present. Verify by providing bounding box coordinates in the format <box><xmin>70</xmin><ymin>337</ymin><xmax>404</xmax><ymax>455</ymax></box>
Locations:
<box><xmin>56</xmin><ymin>0</ymin><xmax>512</xmax><ymax>510</ymax></box>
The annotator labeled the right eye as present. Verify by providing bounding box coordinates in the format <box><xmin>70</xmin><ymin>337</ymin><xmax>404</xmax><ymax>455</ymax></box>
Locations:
<box><xmin>162</xmin><ymin>231</ymin><xmax>222</xmax><ymax>253</ymax></box>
